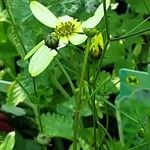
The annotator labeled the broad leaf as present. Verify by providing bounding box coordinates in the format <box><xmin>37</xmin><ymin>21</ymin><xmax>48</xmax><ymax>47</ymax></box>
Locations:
<box><xmin>41</xmin><ymin>113</ymin><xmax>73</xmax><ymax>140</ymax></box>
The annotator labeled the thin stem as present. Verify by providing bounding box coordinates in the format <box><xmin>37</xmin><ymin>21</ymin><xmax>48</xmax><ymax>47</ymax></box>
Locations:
<box><xmin>32</xmin><ymin>78</ymin><xmax>43</xmax><ymax>133</ymax></box>
<box><xmin>32</xmin><ymin>78</ymin><xmax>37</xmax><ymax>96</ymax></box>
<box><xmin>3</xmin><ymin>0</ymin><xmax>27</xmax><ymax>55</ymax></box>
<box><xmin>111</xmin><ymin>28</ymin><xmax>150</xmax><ymax>41</ymax></box>
<box><xmin>50</xmin><ymin>75</ymin><xmax>70</xmax><ymax>99</ymax></box>
<box><xmin>73</xmin><ymin>38</ymin><xmax>91</xmax><ymax>150</ymax></box>
<box><xmin>116</xmin><ymin>100</ymin><xmax>125</xmax><ymax>145</ymax></box>
<box><xmin>91</xmin><ymin>62</ymin><xmax>97</xmax><ymax>150</ymax></box>
<box><xmin>123</xmin><ymin>16</ymin><xmax>150</xmax><ymax>36</ymax></box>
<box><xmin>56</xmin><ymin>59</ymin><xmax>76</xmax><ymax>95</ymax></box>
<box><xmin>97</xmin><ymin>121</ymin><xmax>112</xmax><ymax>141</ymax></box>
<box><xmin>103</xmin><ymin>0</ymin><xmax>110</xmax><ymax>41</ymax></box>
<box><xmin>94</xmin><ymin>41</ymin><xmax>109</xmax><ymax>83</ymax></box>
<box><xmin>93</xmin><ymin>0</ymin><xmax>111</xmax><ymax>82</ymax></box>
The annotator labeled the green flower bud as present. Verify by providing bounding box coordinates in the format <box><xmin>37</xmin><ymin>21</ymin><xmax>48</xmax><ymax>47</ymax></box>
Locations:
<box><xmin>83</xmin><ymin>28</ymin><xmax>98</xmax><ymax>37</ymax></box>
<box><xmin>90</xmin><ymin>33</ymin><xmax>104</xmax><ymax>60</ymax></box>
<box><xmin>44</xmin><ymin>32</ymin><xmax>59</xmax><ymax>49</ymax></box>
<box><xmin>90</xmin><ymin>45</ymin><xmax>102</xmax><ymax>60</ymax></box>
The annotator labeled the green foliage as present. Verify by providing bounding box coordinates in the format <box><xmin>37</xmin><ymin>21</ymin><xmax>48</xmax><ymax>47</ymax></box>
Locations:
<box><xmin>0</xmin><ymin>0</ymin><xmax>150</xmax><ymax>149</ymax></box>
<box><xmin>14</xmin><ymin>132</ymin><xmax>41</xmax><ymax>150</ymax></box>
<box><xmin>6</xmin><ymin>72</ymin><xmax>33</xmax><ymax>106</ymax></box>
<box><xmin>41</xmin><ymin>113</ymin><xmax>73</xmax><ymax>140</ymax></box>
<box><xmin>117</xmin><ymin>89</ymin><xmax>150</xmax><ymax>148</ymax></box>
<box><xmin>0</xmin><ymin>131</ymin><xmax>15</xmax><ymax>150</ymax></box>
<box><xmin>127</xmin><ymin>0</ymin><xmax>150</xmax><ymax>14</ymax></box>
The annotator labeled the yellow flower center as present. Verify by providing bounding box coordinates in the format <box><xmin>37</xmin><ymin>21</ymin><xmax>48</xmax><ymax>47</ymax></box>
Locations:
<box><xmin>55</xmin><ymin>21</ymin><xmax>76</xmax><ymax>37</ymax></box>
<box><xmin>55</xmin><ymin>18</ymin><xmax>81</xmax><ymax>37</ymax></box>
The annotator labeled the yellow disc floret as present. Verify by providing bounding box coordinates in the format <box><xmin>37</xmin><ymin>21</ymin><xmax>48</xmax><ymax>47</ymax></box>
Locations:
<box><xmin>55</xmin><ymin>16</ymin><xmax>81</xmax><ymax>37</ymax></box>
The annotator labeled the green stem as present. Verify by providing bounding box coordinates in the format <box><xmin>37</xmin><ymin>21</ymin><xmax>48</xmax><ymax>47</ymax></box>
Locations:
<box><xmin>50</xmin><ymin>75</ymin><xmax>70</xmax><ymax>99</ymax></box>
<box><xmin>116</xmin><ymin>101</ymin><xmax>125</xmax><ymax>145</ymax></box>
<box><xmin>32</xmin><ymin>78</ymin><xmax>43</xmax><ymax>133</ymax></box>
<box><xmin>90</xmin><ymin>62</ymin><xmax>97</xmax><ymax>150</ymax></box>
<box><xmin>56</xmin><ymin>59</ymin><xmax>76</xmax><ymax>95</ymax></box>
<box><xmin>97</xmin><ymin>121</ymin><xmax>112</xmax><ymax>141</ymax></box>
<box><xmin>103</xmin><ymin>0</ymin><xmax>110</xmax><ymax>41</ymax></box>
<box><xmin>73</xmin><ymin>38</ymin><xmax>91</xmax><ymax>150</ymax></box>
<box><xmin>123</xmin><ymin>16</ymin><xmax>150</xmax><ymax>37</ymax></box>
<box><xmin>111</xmin><ymin>28</ymin><xmax>150</xmax><ymax>41</ymax></box>
<box><xmin>94</xmin><ymin>41</ymin><xmax>109</xmax><ymax>83</ymax></box>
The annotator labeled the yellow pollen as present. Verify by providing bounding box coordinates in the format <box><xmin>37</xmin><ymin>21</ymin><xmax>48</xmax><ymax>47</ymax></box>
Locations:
<box><xmin>55</xmin><ymin>21</ymin><xmax>76</xmax><ymax>37</ymax></box>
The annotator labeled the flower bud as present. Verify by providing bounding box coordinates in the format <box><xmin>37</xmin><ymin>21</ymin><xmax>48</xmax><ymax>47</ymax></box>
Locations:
<box><xmin>83</xmin><ymin>28</ymin><xmax>98</xmax><ymax>38</ymax></box>
<box><xmin>44</xmin><ymin>32</ymin><xmax>59</xmax><ymax>49</ymax></box>
<box><xmin>90</xmin><ymin>46</ymin><xmax>102</xmax><ymax>60</ymax></box>
<box><xmin>90</xmin><ymin>33</ymin><xmax>104</xmax><ymax>60</ymax></box>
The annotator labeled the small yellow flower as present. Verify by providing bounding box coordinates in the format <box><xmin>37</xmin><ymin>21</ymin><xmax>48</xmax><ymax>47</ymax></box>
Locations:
<box><xmin>26</xmin><ymin>1</ymin><xmax>110</xmax><ymax>77</ymax></box>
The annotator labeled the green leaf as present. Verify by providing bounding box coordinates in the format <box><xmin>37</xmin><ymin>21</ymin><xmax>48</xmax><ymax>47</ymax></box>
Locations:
<box><xmin>117</xmin><ymin>89</ymin><xmax>150</xmax><ymax>146</ymax></box>
<box><xmin>127</xmin><ymin>0</ymin><xmax>150</xmax><ymax>14</ymax></box>
<box><xmin>29</xmin><ymin>45</ymin><xmax>58</xmax><ymax>77</ymax></box>
<box><xmin>6</xmin><ymin>73</ymin><xmax>33</xmax><ymax>106</ymax></box>
<box><xmin>0</xmin><ymin>131</ymin><xmax>15</xmax><ymax>150</ymax></box>
<box><xmin>41</xmin><ymin>113</ymin><xmax>73</xmax><ymax>140</ymax></box>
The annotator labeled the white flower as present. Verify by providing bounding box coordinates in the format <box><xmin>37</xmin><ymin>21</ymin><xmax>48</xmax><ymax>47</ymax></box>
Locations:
<box><xmin>26</xmin><ymin>0</ymin><xmax>110</xmax><ymax>77</ymax></box>
<box><xmin>30</xmin><ymin>0</ymin><xmax>110</xmax><ymax>46</ymax></box>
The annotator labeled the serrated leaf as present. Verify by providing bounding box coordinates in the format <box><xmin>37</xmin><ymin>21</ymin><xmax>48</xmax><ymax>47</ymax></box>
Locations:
<box><xmin>6</xmin><ymin>73</ymin><xmax>33</xmax><ymax>106</ymax></box>
<box><xmin>41</xmin><ymin>113</ymin><xmax>73</xmax><ymax>140</ymax></box>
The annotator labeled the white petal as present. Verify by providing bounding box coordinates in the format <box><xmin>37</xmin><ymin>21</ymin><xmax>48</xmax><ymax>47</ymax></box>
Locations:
<box><xmin>58</xmin><ymin>36</ymin><xmax>69</xmax><ymax>49</ymax></box>
<box><xmin>81</xmin><ymin>0</ymin><xmax>110</xmax><ymax>28</ymax></box>
<box><xmin>69</xmin><ymin>33</ymin><xmax>87</xmax><ymax>45</ymax></box>
<box><xmin>57</xmin><ymin>15</ymin><xmax>74</xmax><ymax>23</ymax></box>
<box><xmin>29</xmin><ymin>45</ymin><xmax>58</xmax><ymax>77</ymax></box>
<box><xmin>30</xmin><ymin>1</ymin><xmax>58</xmax><ymax>28</ymax></box>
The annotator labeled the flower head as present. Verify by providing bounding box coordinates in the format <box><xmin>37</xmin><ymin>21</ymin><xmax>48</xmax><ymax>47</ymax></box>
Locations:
<box><xmin>26</xmin><ymin>1</ymin><xmax>110</xmax><ymax>77</ymax></box>
<box><xmin>30</xmin><ymin>1</ymin><xmax>110</xmax><ymax>46</ymax></box>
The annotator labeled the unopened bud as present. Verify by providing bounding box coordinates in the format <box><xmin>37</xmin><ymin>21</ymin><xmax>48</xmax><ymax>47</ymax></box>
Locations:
<box><xmin>44</xmin><ymin>32</ymin><xmax>59</xmax><ymax>49</ymax></box>
<box><xmin>90</xmin><ymin>33</ymin><xmax>104</xmax><ymax>60</ymax></box>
